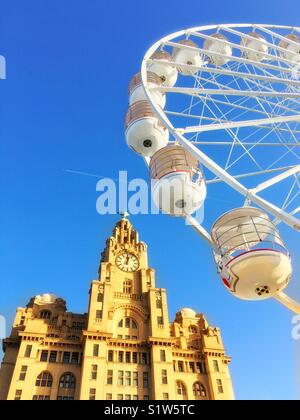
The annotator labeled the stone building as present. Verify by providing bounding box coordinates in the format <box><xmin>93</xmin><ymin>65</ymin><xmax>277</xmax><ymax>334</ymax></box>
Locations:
<box><xmin>0</xmin><ymin>216</ymin><xmax>234</xmax><ymax>400</ymax></box>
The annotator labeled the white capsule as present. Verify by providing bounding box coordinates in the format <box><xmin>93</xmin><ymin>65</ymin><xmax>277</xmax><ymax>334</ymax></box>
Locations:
<box><xmin>148</xmin><ymin>51</ymin><xmax>178</xmax><ymax>87</ymax></box>
<box><xmin>204</xmin><ymin>33</ymin><xmax>232</xmax><ymax>66</ymax></box>
<box><xmin>125</xmin><ymin>101</ymin><xmax>169</xmax><ymax>157</ymax></box>
<box><xmin>172</xmin><ymin>40</ymin><xmax>203</xmax><ymax>75</ymax></box>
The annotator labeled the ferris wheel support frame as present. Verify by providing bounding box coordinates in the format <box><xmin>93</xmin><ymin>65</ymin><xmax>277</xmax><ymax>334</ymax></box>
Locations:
<box><xmin>141</xmin><ymin>23</ymin><xmax>300</xmax><ymax>315</ymax></box>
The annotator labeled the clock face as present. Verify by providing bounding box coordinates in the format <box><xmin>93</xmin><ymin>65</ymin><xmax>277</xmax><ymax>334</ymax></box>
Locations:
<box><xmin>116</xmin><ymin>253</ymin><xmax>139</xmax><ymax>273</ymax></box>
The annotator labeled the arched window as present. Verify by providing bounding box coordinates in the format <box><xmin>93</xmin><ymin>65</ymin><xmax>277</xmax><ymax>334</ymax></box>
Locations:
<box><xmin>188</xmin><ymin>326</ymin><xmax>197</xmax><ymax>334</ymax></box>
<box><xmin>40</xmin><ymin>311</ymin><xmax>51</xmax><ymax>320</ymax></box>
<box><xmin>59</xmin><ymin>373</ymin><xmax>76</xmax><ymax>389</ymax></box>
<box><xmin>118</xmin><ymin>318</ymin><xmax>137</xmax><ymax>329</ymax></box>
<box><xmin>193</xmin><ymin>382</ymin><xmax>207</xmax><ymax>399</ymax></box>
<box><xmin>176</xmin><ymin>381</ymin><xmax>187</xmax><ymax>399</ymax></box>
<box><xmin>36</xmin><ymin>372</ymin><xmax>53</xmax><ymax>388</ymax></box>
<box><xmin>131</xmin><ymin>319</ymin><xmax>137</xmax><ymax>329</ymax></box>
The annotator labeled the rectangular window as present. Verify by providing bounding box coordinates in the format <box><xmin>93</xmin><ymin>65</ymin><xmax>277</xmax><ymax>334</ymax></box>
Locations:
<box><xmin>132</xmin><ymin>352</ymin><xmax>138</xmax><ymax>364</ymax></box>
<box><xmin>107</xmin><ymin>370</ymin><xmax>113</xmax><ymax>385</ymax></box>
<box><xmin>14</xmin><ymin>390</ymin><xmax>22</xmax><ymax>401</ymax></box>
<box><xmin>161</xmin><ymin>369</ymin><xmax>168</xmax><ymax>385</ymax></box>
<box><xmin>202</xmin><ymin>363</ymin><xmax>207</xmax><ymax>374</ymax></box>
<box><xmin>63</xmin><ymin>352</ymin><xmax>71</xmax><ymax>364</ymax></box>
<box><xmin>160</xmin><ymin>350</ymin><xmax>166</xmax><ymax>362</ymax></box>
<box><xmin>19</xmin><ymin>366</ymin><xmax>28</xmax><ymax>381</ymax></box>
<box><xmin>143</xmin><ymin>372</ymin><xmax>149</xmax><ymax>389</ymax></box>
<box><xmin>97</xmin><ymin>293</ymin><xmax>103</xmax><ymax>302</ymax></box>
<box><xmin>96</xmin><ymin>310</ymin><xmax>102</xmax><ymax>319</ymax></box>
<box><xmin>132</xmin><ymin>336</ymin><xmax>138</xmax><ymax>340</ymax></box>
<box><xmin>49</xmin><ymin>351</ymin><xmax>57</xmax><ymax>363</ymax></box>
<box><xmin>91</xmin><ymin>365</ymin><xmax>98</xmax><ymax>380</ymax></box>
<box><xmin>141</xmin><ymin>353</ymin><xmax>147</xmax><ymax>365</ymax></box>
<box><xmin>125</xmin><ymin>352</ymin><xmax>131</xmax><ymax>364</ymax></box>
<box><xmin>71</xmin><ymin>352</ymin><xmax>79</xmax><ymax>365</ymax></box>
<box><xmin>118</xmin><ymin>371</ymin><xmax>124</xmax><ymax>386</ymax></box>
<box><xmin>125</xmin><ymin>395</ymin><xmax>131</xmax><ymax>401</ymax></box>
<box><xmin>108</xmin><ymin>351</ymin><xmax>114</xmax><ymax>362</ymax></box>
<box><xmin>178</xmin><ymin>361</ymin><xmax>184</xmax><ymax>372</ymax></box>
<box><xmin>125</xmin><ymin>371</ymin><xmax>131</xmax><ymax>386</ymax></box>
<box><xmin>40</xmin><ymin>350</ymin><xmax>48</xmax><ymax>362</ymax></box>
<box><xmin>196</xmin><ymin>362</ymin><xmax>206</xmax><ymax>374</ymax></box>
<box><xmin>117</xmin><ymin>335</ymin><xmax>123</xmax><ymax>339</ymax></box>
<box><xmin>213</xmin><ymin>360</ymin><xmax>220</xmax><ymax>372</ymax></box>
<box><xmin>106</xmin><ymin>394</ymin><xmax>112</xmax><ymax>400</ymax></box>
<box><xmin>93</xmin><ymin>344</ymin><xmax>99</xmax><ymax>357</ymax></box>
<box><xmin>118</xmin><ymin>351</ymin><xmax>124</xmax><ymax>363</ymax></box>
<box><xmin>157</xmin><ymin>317</ymin><xmax>164</xmax><ymax>326</ymax></box>
<box><xmin>133</xmin><ymin>372</ymin><xmax>138</xmax><ymax>387</ymax></box>
<box><xmin>217</xmin><ymin>379</ymin><xmax>224</xmax><ymax>394</ymax></box>
<box><xmin>125</xmin><ymin>318</ymin><xmax>131</xmax><ymax>328</ymax></box>
<box><xmin>123</xmin><ymin>281</ymin><xmax>132</xmax><ymax>294</ymax></box>
<box><xmin>24</xmin><ymin>345</ymin><xmax>32</xmax><ymax>358</ymax></box>
<box><xmin>156</xmin><ymin>299</ymin><xmax>162</xmax><ymax>309</ymax></box>
<box><xmin>163</xmin><ymin>393</ymin><xmax>169</xmax><ymax>400</ymax></box>
<box><xmin>125</xmin><ymin>335</ymin><xmax>130</xmax><ymax>340</ymax></box>
<box><xmin>189</xmin><ymin>362</ymin><xmax>195</xmax><ymax>373</ymax></box>
<box><xmin>144</xmin><ymin>396</ymin><xmax>149</xmax><ymax>401</ymax></box>
<box><xmin>133</xmin><ymin>395</ymin><xmax>138</xmax><ymax>401</ymax></box>
<box><xmin>89</xmin><ymin>389</ymin><xmax>96</xmax><ymax>401</ymax></box>
<box><xmin>33</xmin><ymin>396</ymin><xmax>50</xmax><ymax>400</ymax></box>
<box><xmin>117</xmin><ymin>394</ymin><xmax>123</xmax><ymax>400</ymax></box>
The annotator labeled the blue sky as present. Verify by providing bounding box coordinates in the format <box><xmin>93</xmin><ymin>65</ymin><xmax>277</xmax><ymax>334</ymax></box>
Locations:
<box><xmin>1</xmin><ymin>0</ymin><xmax>300</xmax><ymax>400</ymax></box>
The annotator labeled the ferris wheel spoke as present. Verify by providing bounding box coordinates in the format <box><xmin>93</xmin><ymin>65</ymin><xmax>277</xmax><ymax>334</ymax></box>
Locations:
<box><xmin>241</xmin><ymin>83</ymin><xmax>300</xmax><ymax>161</ymax></box>
<box><xmin>157</xmin><ymin>86</ymin><xmax>300</xmax><ymax>99</ymax></box>
<box><xmin>206</xmin><ymin>165</ymin><xmax>299</xmax><ymax>184</ymax></box>
<box><xmin>252</xmin><ymin>165</ymin><xmax>300</xmax><ymax>194</ymax></box>
<box><xmin>192</xmin><ymin>72</ymin><xmax>300</xmax><ymax>126</ymax></box>
<box><xmin>281</xmin><ymin>178</ymin><xmax>300</xmax><ymax>211</ymax></box>
<box><xmin>176</xmin><ymin>114</ymin><xmax>300</xmax><ymax>134</ymax></box>
<box><xmin>255</xmin><ymin>25</ymin><xmax>300</xmax><ymax>49</ymax></box>
<box><xmin>190</xmin><ymin>141</ymin><xmax>300</xmax><ymax>146</ymax></box>
<box><xmin>187</xmin><ymin>93</ymin><xmax>264</xmax><ymax>171</ymax></box>
<box><xmin>151</xmin><ymin>58</ymin><xmax>300</xmax><ymax>88</ymax></box>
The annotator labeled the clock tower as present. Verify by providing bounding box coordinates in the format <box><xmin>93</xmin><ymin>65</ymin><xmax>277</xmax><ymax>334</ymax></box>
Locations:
<box><xmin>80</xmin><ymin>215</ymin><xmax>172</xmax><ymax>400</ymax></box>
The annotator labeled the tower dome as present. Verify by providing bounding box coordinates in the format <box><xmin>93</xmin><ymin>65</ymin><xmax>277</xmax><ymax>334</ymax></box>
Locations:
<box><xmin>34</xmin><ymin>293</ymin><xmax>58</xmax><ymax>305</ymax></box>
<box><xmin>180</xmin><ymin>308</ymin><xmax>197</xmax><ymax>318</ymax></box>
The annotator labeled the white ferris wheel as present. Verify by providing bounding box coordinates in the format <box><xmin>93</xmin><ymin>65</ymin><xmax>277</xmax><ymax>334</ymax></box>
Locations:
<box><xmin>125</xmin><ymin>23</ymin><xmax>300</xmax><ymax>314</ymax></box>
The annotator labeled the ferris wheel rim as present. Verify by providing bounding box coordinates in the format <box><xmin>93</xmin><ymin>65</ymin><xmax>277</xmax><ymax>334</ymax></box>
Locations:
<box><xmin>141</xmin><ymin>23</ymin><xmax>300</xmax><ymax>232</ymax></box>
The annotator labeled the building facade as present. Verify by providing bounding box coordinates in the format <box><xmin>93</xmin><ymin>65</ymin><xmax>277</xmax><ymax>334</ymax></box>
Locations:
<box><xmin>0</xmin><ymin>217</ymin><xmax>234</xmax><ymax>400</ymax></box>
